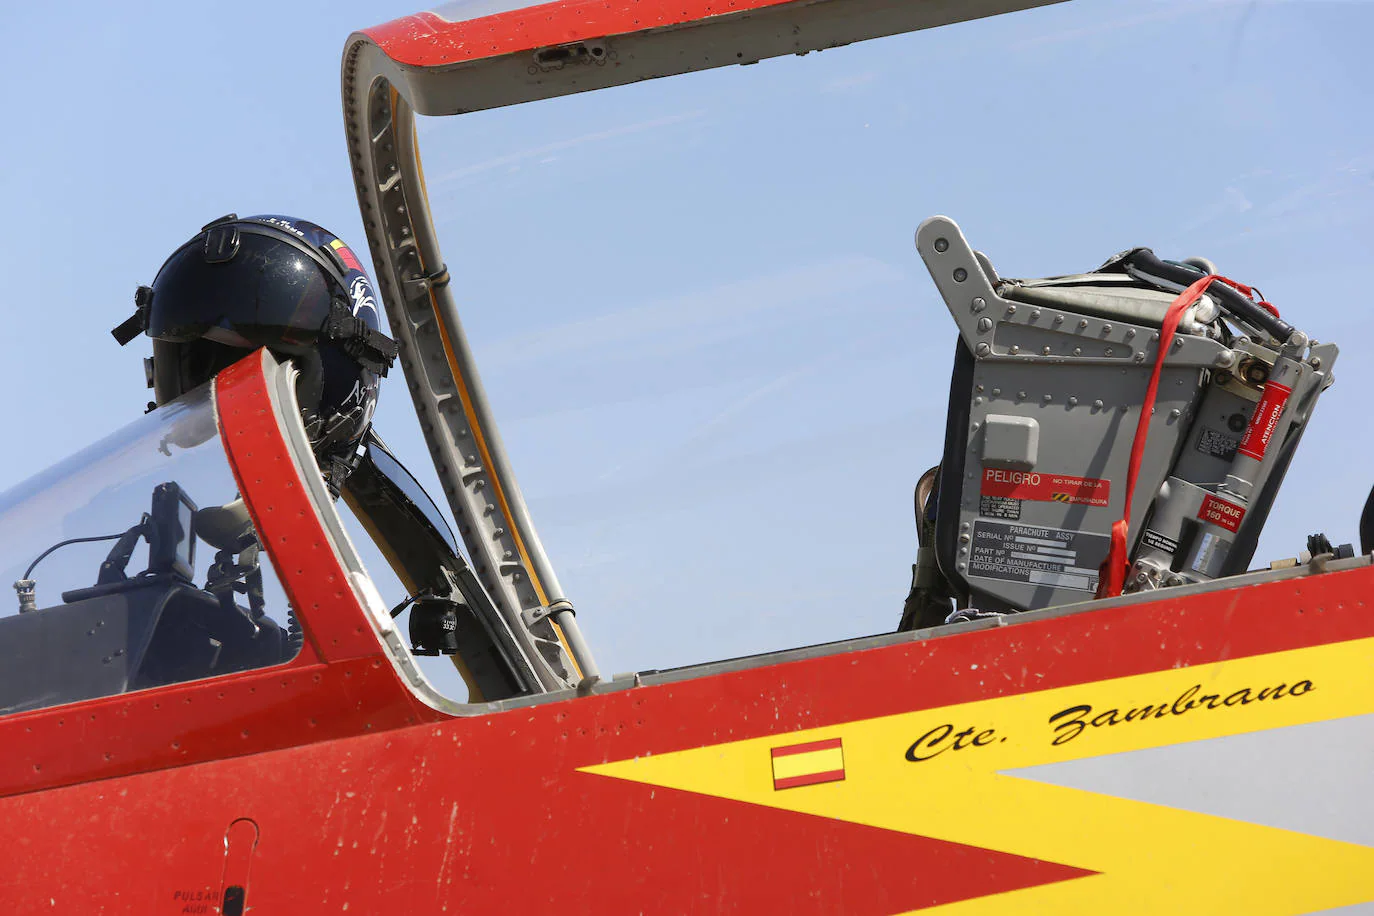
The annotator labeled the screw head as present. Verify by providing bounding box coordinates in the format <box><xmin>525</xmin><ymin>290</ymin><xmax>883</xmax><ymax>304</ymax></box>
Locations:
<box><xmin>971</xmin><ymin>297</ymin><xmax>986</xmax><ymax>312</ymax></box>
<box><xmin>975</xmin><ymin>342</ymin><xmax>991</xmax><ymax>357</ymax></box>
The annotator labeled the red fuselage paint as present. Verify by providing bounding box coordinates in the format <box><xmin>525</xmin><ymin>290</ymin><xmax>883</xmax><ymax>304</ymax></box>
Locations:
<box><xmin>0</xmin><ymin>360</ymin><xmax>1365</xmax><ymax>913</ymax></box>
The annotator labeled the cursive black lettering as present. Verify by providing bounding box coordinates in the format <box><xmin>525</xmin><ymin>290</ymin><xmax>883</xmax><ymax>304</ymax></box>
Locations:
<box><xmin>906</xmin><ymin>724</ymin><xmax>953</xmax><ymax>761</ymax></box>
<box><xmin>1049</xmin><ymin>705</ymin><xmax>1091</xmax><ymax>745</ymax></box>
<box><xmin>1045</xmin><ymin>677</ymin><xmax>1314</xmax><ymax>746</ymax></box>
<box><xmin>1224</xmin><ymin>688</ymin><xmax>1253</xmax><ymax>707</ymax></box>
<box><xmin>906</xmin><ymin>723</ymin><xmax>1000</xmax><ymax>761</ymax></box>
<box><xmin>1171</xmin><ymin>684</ymin><xmax>1199</xmax><ymax>714</ymax></box>
<box><xmin>950</xmin><ymin>726</ymin><xmax>979</xmax><ymax>750</ymax></box>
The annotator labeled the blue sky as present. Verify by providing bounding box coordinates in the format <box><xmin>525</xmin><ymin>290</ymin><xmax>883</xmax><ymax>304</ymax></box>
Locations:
<box><xmin>4</xmin><ymin>0</ymin><xmax>1373</xmax><ymax>689</ymax></box>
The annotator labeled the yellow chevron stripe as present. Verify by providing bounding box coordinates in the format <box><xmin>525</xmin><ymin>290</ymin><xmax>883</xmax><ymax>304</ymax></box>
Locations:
<box><xmin>584</xmin><ymin>636</ymin><xmax>1374</xmax><ymax>913</ymax></box>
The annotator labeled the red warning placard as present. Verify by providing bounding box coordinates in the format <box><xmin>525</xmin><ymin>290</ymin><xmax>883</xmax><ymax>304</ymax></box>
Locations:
<box><xmin>1198</xmin><ymin>493</ymin><xmax>1246</xmax><ymax>533</ymax></box>
<box><xmin>1238</xmin><ymin>380</ymin><xmax>1292</xmax><ymax>462</ymax></box>
<box><xmin>980</xmin><ymin>469</ymin><xmax>1111</xmax><ymax>507</ymax></box>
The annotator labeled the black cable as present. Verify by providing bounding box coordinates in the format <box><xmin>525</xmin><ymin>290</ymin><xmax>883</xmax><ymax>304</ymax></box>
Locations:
<box><xmin>389</xmin><ymin>588</ymin><xmax>433</xmax><ymax>619</ymax></box>
<box><xmin>1124</xmin><ymin>249</ymin><xmax>1295</xmax><ymax>343</ymax></box>
<box><xmin>23</xmin><ymin>532</ymin><xmax>129</xmax><ymax>581</ymax></box>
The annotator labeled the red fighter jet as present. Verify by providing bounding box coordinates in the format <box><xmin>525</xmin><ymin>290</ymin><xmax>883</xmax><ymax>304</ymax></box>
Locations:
<box><xmin>3</xmin><ymin>1</ymin><xmax>1374</xmax><ymax>913</ymax></box>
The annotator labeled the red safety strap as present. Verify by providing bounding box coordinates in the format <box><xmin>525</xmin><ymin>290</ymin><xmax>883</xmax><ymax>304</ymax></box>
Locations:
<box><xmin>1096</xmin><ymin>274</ymin><xmax>1261</xmax><ymax>598</ymax></box>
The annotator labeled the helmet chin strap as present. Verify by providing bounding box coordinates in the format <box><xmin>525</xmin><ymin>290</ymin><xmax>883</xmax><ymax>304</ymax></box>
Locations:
<box><xmin>291</xmin><ymin>348</ymin><xmax>327</xmax><ymax>439</ymax></box>
<box><xmin>286</xmin><ymin>348</ymin><xmax>370</xmax><ymax>498</ymax></box>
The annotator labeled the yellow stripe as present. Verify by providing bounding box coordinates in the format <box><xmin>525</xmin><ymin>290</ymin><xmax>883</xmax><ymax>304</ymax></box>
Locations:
<box><xmin>587</xmin><ymin>635</ymin><xmax>1374</xmax><ymax>913</ymax></box>
<box><xmin>772</xmin><ymin>747</ymin><xmax>844</xmax><ymax>781</ymax></box>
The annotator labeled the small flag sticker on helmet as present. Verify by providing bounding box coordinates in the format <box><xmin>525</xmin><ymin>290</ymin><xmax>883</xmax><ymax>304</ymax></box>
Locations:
<box><xmin>329</xmin><ymin>238</ymin><xmax>364</xmax><ymax>273</ymax></box>
<box><xmin>770</xmin><ymin>737</ymin><xmax>845</xmax><ymax>790</ymax></box>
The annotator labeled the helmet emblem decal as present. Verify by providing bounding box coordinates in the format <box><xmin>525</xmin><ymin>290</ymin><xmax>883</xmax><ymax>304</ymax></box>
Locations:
<box><xmin>329</xmin><ymin>238</ymin><xmax>364</xmax><ymax>273</ymax></box>
<box><xmin>348</xmin><ymin>275</ymin><xmax>378</xmax><ymax>320</ymax></box>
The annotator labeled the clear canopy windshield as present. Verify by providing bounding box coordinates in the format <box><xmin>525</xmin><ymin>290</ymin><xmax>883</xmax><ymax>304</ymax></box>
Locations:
<box><xmin>0</xmin><ymin>385</ymin><xmax>300</xmax><ymax>716</ymax></box>
<box><xmin>408</xmin><ymin>1</ymin><xmax>1371</xmax><ymax>674</ymax></box>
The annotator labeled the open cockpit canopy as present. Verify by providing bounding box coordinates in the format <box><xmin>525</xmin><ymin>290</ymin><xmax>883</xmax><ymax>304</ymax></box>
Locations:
<box><xmin>341</xmin><ymin>0</ymin><xmax>1064</xmax><ymax>690</ymax></box>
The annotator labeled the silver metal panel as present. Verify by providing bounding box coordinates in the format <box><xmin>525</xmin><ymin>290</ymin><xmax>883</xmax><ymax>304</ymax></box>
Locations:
<box><xmin>1010</xmin><ymin>714</ymin><xmax>1374</xmax><ymax>848</ymax></box>
<box><xmin>917</xmin><ymin>216</ymin><xmax>1226</xmax><ymax>611</ymax></box>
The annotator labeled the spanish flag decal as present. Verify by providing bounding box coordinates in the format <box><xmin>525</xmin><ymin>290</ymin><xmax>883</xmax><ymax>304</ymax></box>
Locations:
<box><xmin>771</xmin><ymin>737</ymin><xmax>845</xmax><ymax>790</ymax></box>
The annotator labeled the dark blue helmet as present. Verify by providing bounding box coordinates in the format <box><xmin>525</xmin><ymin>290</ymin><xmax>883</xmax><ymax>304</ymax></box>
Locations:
<box><xmin>118</xmin><ymin>214</ymin><xmax>397</xmax><ymax>480</ymax></box>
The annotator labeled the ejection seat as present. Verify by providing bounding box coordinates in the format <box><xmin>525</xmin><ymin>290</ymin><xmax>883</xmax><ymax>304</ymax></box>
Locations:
<box><xmin>903</xmin><ymin>217</ymin><xmax>1335</xmax><ymax>629</ymax></box>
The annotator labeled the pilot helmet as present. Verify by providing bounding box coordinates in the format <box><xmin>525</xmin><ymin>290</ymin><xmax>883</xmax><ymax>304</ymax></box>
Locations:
<box><xmin>115</xmin><ymin>213</ymin><xmax>397</xmax><ymax>486</ymax></box>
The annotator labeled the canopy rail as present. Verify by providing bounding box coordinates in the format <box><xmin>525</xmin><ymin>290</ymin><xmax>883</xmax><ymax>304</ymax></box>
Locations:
<box><xmin>340</xmin><ymin>0</ymin><xmax>1065</xmax><ymax>691</ymax></box>
<box><xmin>343</xmin><ymin>54</ymin><xmax>594</xmax><ymax>691</ymax></box>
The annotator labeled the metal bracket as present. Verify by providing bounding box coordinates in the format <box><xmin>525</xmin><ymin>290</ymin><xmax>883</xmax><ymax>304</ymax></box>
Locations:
<box><xmin>522</xmin><ymin>598</ymin><xmax>575</xmax><ymax>628</ymax></box>
<box><xmin>402</xmin><ymin>264</ymin><xmax>450</xmax><ymax>299</ymax></box>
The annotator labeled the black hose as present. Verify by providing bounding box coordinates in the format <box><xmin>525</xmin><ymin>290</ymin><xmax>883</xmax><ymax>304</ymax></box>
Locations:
<box><xmin>1124</xmin><ymin>249</ymin><xmax>1295</xmax><ymax>343</ymax></box>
